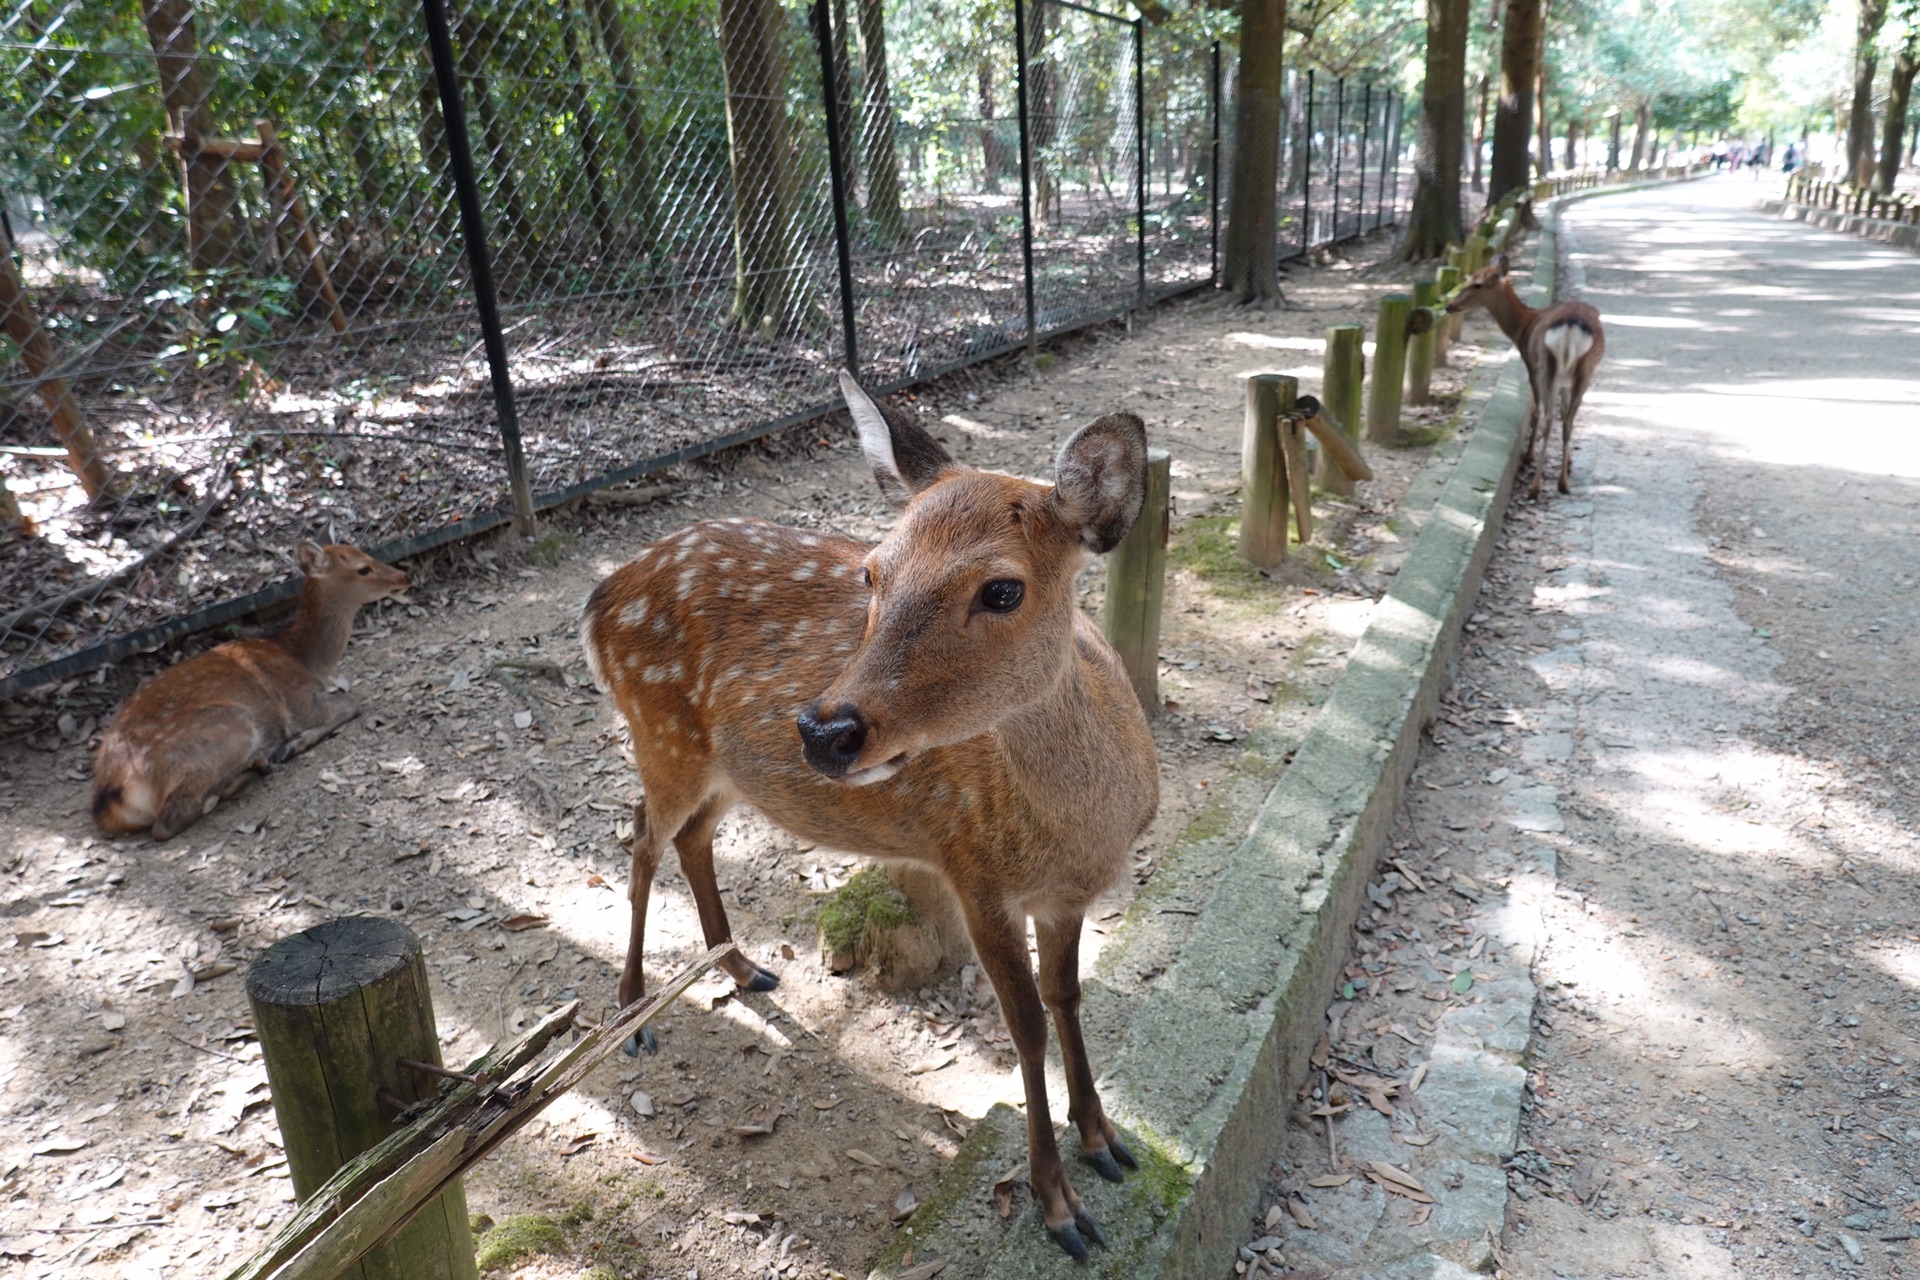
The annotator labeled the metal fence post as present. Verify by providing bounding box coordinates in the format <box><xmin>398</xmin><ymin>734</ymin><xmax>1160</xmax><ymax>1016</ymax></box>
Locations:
<box><xmin>1357</xmin><ymin>82</ymin><xmax>1372</xmax><ymax>234</ymax></box>
<box><xmin>1376</xmin><ymin>90</ymin><xmax>1392</xmax><ymax>228</ymax></box>
<box><xmin>1013</xmin><ymin>0</ymin><xmax>1039</xmax><ymax>356</ymax></box>
<box><xmin>1209</xmin><ymin>39</ymin><xmax>1221</xmax><ymax>285</ymax></box>
<box><xmin>1302</xmin><ymin>69</ymin><xmax>1314</xmax><ymax>253</ymax></box>
<box><xmin>1387</xmin><ymin>95</ymin><xmax>1403</xmax><ymax>220</ymax></box>
<box><xmin>1133</xmin><ymin>17</ymin><xmax>1146</xmax><ymax>312</ymax></box>
<box><xmin>419</xmin><ymin>0</ymin><xmax>535</xmax><ymax>534</ymax></box>
<box><xmin>1331</xmin><ymin>77</ymin><xmax>1345</xmax><ymax>241</ymax></box>
<box><xmin>810</xmin><ymin>0</ymin><xmax>860</xmax><ymax>380</ymax></box>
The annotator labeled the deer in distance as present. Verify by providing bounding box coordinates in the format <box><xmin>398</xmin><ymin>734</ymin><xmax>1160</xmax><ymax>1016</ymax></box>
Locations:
<box><xmin>581</xmin><ymin>372</ymin><xmax>1158</xmax><ymax>1259</ymax></box>
<box><xmin>1446</xmin><ymin>252</ymin><xmax>1607</xmax><ymax>498</ymax></box>
<box><xmin>92</xmin><ymin>540</ymin><xmax>408</xmax><ymax>840</ymax></box>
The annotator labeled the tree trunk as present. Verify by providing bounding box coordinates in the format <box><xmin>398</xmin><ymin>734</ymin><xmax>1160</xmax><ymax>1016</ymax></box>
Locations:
<box><xmin>1875</xmin><ymin>41</ymin><xmax>1917</xmax><ymax>193</ymax></box>
<box><xmin>980</xmin><ymin>59</ymin><xmax>1004</xmax><ymax>194</ymax></box>
<box><xmin>1027</xmin><ymin>0</ymin><xmax>1059</xmax><ymax>225</ymax></box>
<box><xmin>1847</xmin><ymin>0</ymin><xmax>1890</xmax><ymax>185</ymax></box>
<box><xmin>560</xmin><ymin>6</ymin><xmax>614</xmax><ymax>251</ymax></box>
<box><xmin>718</xmin><ymin>0</ymin><xmax>804</xmax><ymax>332</ymax></box>
<box><xmin>1396</xmin><ymin>0</ymin><xmax>1469</xmax><ymax>260</ymax></box>
<box><xmin>1628</xmin><ymin>97</ymin><xmax>1650</xmax><ymax>169</ymax></box>
<box><xmin>0</xmin><ymin>250</ymin><xmax>111</xmax><ymax>500</ymax></box>
<box><xmin>1222</xmin><ymin>0</ymin><xmax>1286</xmax><ymax>304</ymax></box>
<box><xmin>454</xmin><ymin>7</ymin><xmax>533</xmax><ymax>255</ymax></box>
<box><xmin>1564</xmin><ymin>117</ymin><xmax>1577</xmax><ymax>168</ymax></box>
<box><xmin>142</xmin><ymin>0</ymin><xmax>242</xmax><ymax>272</ymax></box>
<box><xmin>833</xmin><ymin>0</ymin><xmax>858</xmax><ymax>191</ymax></box>
<box><xmin>1487</xmin><ymin>0</ymin><xmax>1540</xmax><ymax>206</ymax></box>
<box><xmin>855</xmin><ymin>0</ymin><xmax>908</xmax><ymax>242</ymax></box>
<box><xmin>585</xmin><ymin>0</ymin><xmax>660</xmax><ymax>251</ymax></box>
<box><xmin>1534</xmin><ymin>18</ymin><xmax>1551</xmax><ymax>177</ymax></box>
<box><xmin>1471</xmin><ymin>73</ymin><xmax>1488</xmax><ymax>191</ymax></box>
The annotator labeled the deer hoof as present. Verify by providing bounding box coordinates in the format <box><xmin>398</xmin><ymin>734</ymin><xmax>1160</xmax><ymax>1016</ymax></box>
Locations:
<box><xmin>1081</xmin><ymin>1146</ymin><xmax>1127</xmax><ymax>1183</ymax></box>
<box><xmin>1046</xmin><ymin>1218</ymin><xmax>1092</xmax><ymax>1262</ymax></box>
<box><xmin>1109</xmin><ymin>1134</ymin><xmax>1139</xmax><ymax>1170</ymax></box>
<box><xmin>741</xmin><ymin>966</ymin><xmax>780</xmax><ymax>993</ymax></box>
<box><xmin>1074</xmin><ymin>1208</ymin><xmax>1109</xmax><ymax>1249</ymax></box>
<box><xmin>622</xmin><ymin>1026</ymin><xmax>659</xmax><ymax>1057</ymax></box>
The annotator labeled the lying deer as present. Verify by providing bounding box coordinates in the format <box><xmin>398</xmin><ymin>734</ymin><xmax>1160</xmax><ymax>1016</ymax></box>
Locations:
<box><xmin>582</xmin><ymin>373</ymin><xmax>1157</xmax><ymax>1259</ymax></box>
<box><xmin>1446</xmin><ymin>252</ymin><xmax>1606</xmax><ymax>497</ymax></box>
<box><xmin>92</xmin><ymin>541</ymin><xmax>408</xmax><ymax>839</ymax></box>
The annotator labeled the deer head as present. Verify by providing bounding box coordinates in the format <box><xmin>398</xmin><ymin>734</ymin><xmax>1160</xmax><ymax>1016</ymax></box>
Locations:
<box><xmin>1445</xmin><ymin>253</ymin><xmax>1513</xmax><ymax>315</ymax></box>
<box><xmin>293</xmin><ymin>539</ymin><xmax>411</xmax><ymax>604</ymax></box>
<box><xmin>796</xmin><ymin>373</ymin><xmax>1147</xmax><ymax>784</ymax></box>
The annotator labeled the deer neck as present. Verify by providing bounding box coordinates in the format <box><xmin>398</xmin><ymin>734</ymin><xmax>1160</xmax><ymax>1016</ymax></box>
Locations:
<box><xmin>991</xmin><ymin>634</ymin><xmax>1145</xmax><ymax>844</ymax></box>
<box><xmin>274</xmin><ymin>578</ymin><xmax>358</xmax><ymax>679</ymax></box>
<box><xmin>1483</xmin><ymin>279</ymin><xmax>1541</xmax><ymax>350</ymax></box>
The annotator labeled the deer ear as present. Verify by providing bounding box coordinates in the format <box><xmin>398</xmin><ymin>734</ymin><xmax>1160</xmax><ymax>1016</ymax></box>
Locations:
<box><xmin>1050</xmin><ymin>412</ymin><xmax>1148</xmax><ymax>554</ymax></box>
<box><xmin>1495</xmin><ymin>253</ymin><xmax>1512</xmax><ymax>276</ymax></box>
<box><xmin>839</xmin><ymin>371</ymin><xmax>955</xmax><ymax>507</ymax></box>
<box><xmin>292</xmin><ymin>539</ymin><xmax>328</xmax><ymax>574</ymax></box>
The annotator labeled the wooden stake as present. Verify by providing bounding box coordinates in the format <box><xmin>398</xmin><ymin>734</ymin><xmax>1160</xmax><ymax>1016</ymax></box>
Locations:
<box><xmin>1293</xmin><ymin>395</ymin><xmax>1373</xmax><ymax>484</ymax></box>
<box><xmin>255</xmin><ymin>121</ymin><xmax>349</xmax><ymax>335</ymax></box>
<box><xmin>1435</xmin><ymin>263</ymin><xmax>1463</xmax><ymax>359</ymax></box>
<box><xmin>1102</xmin><ymin>446</ymin><xmax>1171</xmax><ymax>715</ymax></box>
<box><xmin>1282</xmin><ymin>411</ymin><xmax>1311</xmax><ymax>545</ymax></box>
<box><xmin>1239</xmin><ymin>373</ymin><xmax>1295</xmax><ymax>569</ymax></box>
<box><xmin>0</xmin><ymin>249</ymin><xmax>110</xmax><ymax>500</ymax></box>
<box><xmin>1366</xmin><ymin>295</ymin><xmax>1411</xmax><ymax>444</ymax></box>
<box><xmin>1405</xmin><ymin>279</ymin><xmax>1439</xmax><ymax>406</ymax></box>
<box><xmin>1317</xmin><ymin>324</ymin><xmax>1365</xmax><ymax>496</ymax></box>
<box><xmin>247</xmin><ymin>917</ymin><xmax>478</xmax><ymax>1280</ymax></box>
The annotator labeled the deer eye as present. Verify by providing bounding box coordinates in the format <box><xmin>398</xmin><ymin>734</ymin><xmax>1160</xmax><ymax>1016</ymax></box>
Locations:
<box><xmin>357</xmin><ymin>566</ymin><xmax>371</xmax><ymax>576</ymax></box>
<box><xmin>978</xmin><ymin>579</ymin><xmax>1024</xmax><ymax>614</ymax></box>
<box><xmin>859</xmin><ymin>566</ymin><xmax>873</xmax><ymax>589</ymax></box>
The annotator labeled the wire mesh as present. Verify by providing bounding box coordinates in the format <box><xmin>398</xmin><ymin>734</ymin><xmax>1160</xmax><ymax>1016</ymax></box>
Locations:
<box><xmin>0</xmin><ymin>0</ymin><xmax>1405</xmax><ymax>694</ymax></box>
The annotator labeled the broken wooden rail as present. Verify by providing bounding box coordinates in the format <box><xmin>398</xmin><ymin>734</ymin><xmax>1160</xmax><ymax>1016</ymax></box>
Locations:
<box><xmin>227</xmin><ymin>938</ymin><xmax>732</xmax><ymax>1280</ymax></box>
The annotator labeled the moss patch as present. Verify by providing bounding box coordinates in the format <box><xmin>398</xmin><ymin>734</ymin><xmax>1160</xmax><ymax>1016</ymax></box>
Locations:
<box><xmin>818</xmin><ymin>865</ymin><xmax>918</xmax><ymax>957</ymax></box>
<box><xmin>1167</xmin><ymin>515</ymin><xmax>1273</xmax><ymax>600</ymax></box>
<box><xmin>475</xmin><ymin>1214</ymin><xmax>567</xmax><ymax>1272</ymax></box>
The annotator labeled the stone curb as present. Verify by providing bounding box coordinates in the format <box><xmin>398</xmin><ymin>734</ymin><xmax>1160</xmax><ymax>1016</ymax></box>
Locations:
<box><xmin>865</xmin><ymin>177</ymin><xmax>1696</xmax><ymax>1280</ymax></box>
<box><xmin>1759</xmin><ymin>197</ymin><xmax>1920</xmax><ymax>251</ymax></box>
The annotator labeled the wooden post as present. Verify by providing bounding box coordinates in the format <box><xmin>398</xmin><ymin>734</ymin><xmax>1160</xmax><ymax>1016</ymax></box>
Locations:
<box><xmin>1282</xmin><ymin>412</ymin><xmax>1311</xmax><ymax>545</ymax></box>
<box><xmin>255</xmin><ymin>121</ymin><xmax>349</xmax><ymax>335</ymax></box>
<box><xmin>1366</xmin><ymin>295</ymin><xmax>1411</xmax><ymax>444</ymax></box>
<box><xmin>247</xmin><ymin>917</ymin><xmax>478</xmax><ymax>1280</ymax></box>
<box><xmin>1239</xmin><ymin>373</ymin><xmax>1295</xmax><ymax>569</ymax></box>
<box><xmin>1317</xmin><ymin>324</ymin><xmax>1364</xmax><ymax>496</ymax></box>
<box><xmin>1435</xmin><ymin>263</ymin><xmax>1463</xmax><ymax>359</ymax></box>
<box><xmin>1405</xmin><ymin>279</ymin><xmax>1439</xmax><ymax>406</ymax></box>
<box><xmin>1465</xmin><ymin>234</ymin><xmax>1490</xmax><ymax>271</ymax></box>
<box><xmin>1102</xmin><ymin>446</ymin><xmax>1171</xmax><ymax>716</ymax></box>
<box><xmin>0</xmin><ymin>249</ymin><xmax>110</xmax><ymax>500</ymax></box>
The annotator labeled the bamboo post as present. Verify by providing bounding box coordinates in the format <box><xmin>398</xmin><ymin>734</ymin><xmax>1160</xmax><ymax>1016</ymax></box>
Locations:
<box><xmin>1239</xmin><ymin>373</ymin><xmax>1295</xmax><ymax>569</ymax></box>
<box><xmin>247</xmin><ymin>917</ymin><xmax>478</xmax><ymax>1280</ymax></box>
<box><xmin>1366</xmin><ymin>294</ymin><xmax>1411</xmax><ymax>444</ymax></box>
<box><xmin>1405</xmin><ymin>279</ymin><xmax>1439</xmax><ymax>406</ymax></box>
<box><xmin>255</xmin><ymin>121</ymin><xmax>349</xmax><ymax>335</ymax></box>
<box><xmin>1317</xmin><ymin>323</ymin><xmax>1365</xmax><ymax>496</ymax></box>
<box><xmin>0</xmin><ymin>249</ymin><xmax>110</xmax><ymax>500</ymax></box>
<box><xmin>1102</xmin><ymin>446</ymin><xmax>1171</xmax><ymax>716</ymax></box>
<box><xmin>1435</xmin><ymin>263</ymin><xmax>1463</xmax><ymax>358</ymax></box>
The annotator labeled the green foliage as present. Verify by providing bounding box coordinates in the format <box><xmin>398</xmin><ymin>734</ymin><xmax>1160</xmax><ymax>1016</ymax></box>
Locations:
<box><xmin>817</xmin><ymin>864</ymin><xmax>917</xmax><ymax>956</ymax></box>
<box><xmin>474</xmin><ymin>1213</ymin><xmax>566</xmax><ymax>1272</ymax></box>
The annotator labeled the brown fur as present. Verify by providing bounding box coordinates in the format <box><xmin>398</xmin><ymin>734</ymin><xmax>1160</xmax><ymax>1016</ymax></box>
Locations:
<box><xmin>91</xmin><ymin>542</ymin><xmax>408</xmax><ymax>839</ymax></box>
<box><xmin>581</xmin><ymin>377</ymin><xmax>1158</xmax><ymax>1253</ymax></box>
<box><xmin>1447</xmin><ymin>254</ymin><xmax>1607</xmax><ymax>497</ymax></box>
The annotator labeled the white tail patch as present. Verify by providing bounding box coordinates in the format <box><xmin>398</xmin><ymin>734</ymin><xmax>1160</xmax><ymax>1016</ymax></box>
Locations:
<box><xmin>581</xmin><ymin>611</ymin><xmax>611</xmax><ymax>692</ymax></box>
<box><xmin>1541</xmin><ymin>321</ymin><xmax>1594</xmax><ymax>370</ymax></box>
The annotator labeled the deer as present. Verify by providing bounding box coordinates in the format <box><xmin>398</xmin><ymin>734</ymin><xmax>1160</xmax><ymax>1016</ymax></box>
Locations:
<box><xmin>580</xmin><ymin>372</ymin><xmax>1158</xmax><ymax>1260</ymax></box>
<box><xmin>1445</xmin><ymin>252</ymin><xmax>1606</xmax><ymax>498</ymax></box>
<box><xmin>92</xmin><ymin>541</ymin><xmax>409</xmax><ymax>840</ymax></box>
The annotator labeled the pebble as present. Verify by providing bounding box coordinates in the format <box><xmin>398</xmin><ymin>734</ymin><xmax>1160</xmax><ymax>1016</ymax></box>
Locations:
<box><xmin>1840</xmin><ymin>1233</ymin><xmax>1864</xmax><ymax>1264</ymax></box>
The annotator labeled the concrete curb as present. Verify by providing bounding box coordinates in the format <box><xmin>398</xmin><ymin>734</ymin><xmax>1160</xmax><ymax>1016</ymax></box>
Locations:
<box><xmin>867</xmin><ymin>177</ymin><xmax>1689</xmax><ymax>1280</ymax></box>
<box><xmin>1758</xmin><ymin>197</ymin><xmax>1920</xmax><ymax>251</ymax></box>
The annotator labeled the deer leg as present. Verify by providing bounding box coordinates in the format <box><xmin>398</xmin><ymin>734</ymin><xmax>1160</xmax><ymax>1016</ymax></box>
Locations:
<box><xmin>274</xmin><ymin>693</ymin><xmax>359</xmax><ymax>764</ymax></box>
<box><xmin>1035</xmin><ymin>916</ymin><xmax>1136</xmax><ymax>1183</ymax></box>
<box><xmin>1559</xmin><ymin>376</ymin><xmax>1591</xmax><ymax>495</ymax></box>
<box><xmin>674</xmin><ymin>798</ymin><xmax>778</xmax><ymax>994</ymax></box>
<box><xmin>1527</xmin><ymin>360</ymin><xmax>1557</xmax><ymax>500</ymax></box>
<box><xmin>961</xmin><ymin>895</ymin><xmax>1103</xmax><ymax>1260</ymax></box>
<box><xmin>619</xmin><ymin>799</ymin><xmax>665</xmax><ymax>1056</ymax></box>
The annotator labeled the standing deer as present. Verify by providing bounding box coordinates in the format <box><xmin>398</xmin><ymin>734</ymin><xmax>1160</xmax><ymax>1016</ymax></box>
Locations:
<box><xmin>1446</xmin><ymin>252</ymin><xmax>1606</xmax><ymax>497</ymax></box>
<box><xmin>581</xmin><ymin>373</ymin><xmax>1157</xmax><ymax>1259</ymax></box>
<box><xmin>92</xmin><ymin>541</ymin><xmax>408</xmax><ymax>839</ymax></box>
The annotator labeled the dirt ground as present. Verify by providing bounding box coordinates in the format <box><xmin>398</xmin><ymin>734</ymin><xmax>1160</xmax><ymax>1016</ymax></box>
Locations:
<box><xmin>1237</xmin><ymin>177</ymin><xmax>1920</xmax><ymax>1280</ymax></box>
<box><xmin>0</xmin><ymin>232</ymin><xmax>1500</xmax><ymax>1280</ymax></box>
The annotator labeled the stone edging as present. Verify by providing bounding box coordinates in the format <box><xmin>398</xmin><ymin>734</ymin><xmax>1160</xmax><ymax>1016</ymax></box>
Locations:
<box><xmin>1759</xmin><ymin>197</ymin><xmax>1920</xmax><ymax>251</ymax></box>
<box><xmin>864</xmin><ymin>176</ymin><xmax>1687</xmax><ymax>1280</ymax></box>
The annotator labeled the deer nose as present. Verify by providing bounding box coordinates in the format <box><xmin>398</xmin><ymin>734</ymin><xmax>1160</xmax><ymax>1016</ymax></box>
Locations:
<box><xmin>797</xmin><ymin>704</ymin><xmax>867</xmax><ymax>777</ymax></box>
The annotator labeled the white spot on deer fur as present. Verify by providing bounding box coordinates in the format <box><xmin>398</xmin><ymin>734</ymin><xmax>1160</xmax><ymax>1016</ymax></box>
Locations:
<box><xmin>799</xmin><ymin>534</ymin><xmax>819</xmax><ymax>547</ymax></box>
<box><xmin>677</xmin><ymin>568</ymin><xmax>697</xmax><ymax>599</ymax></box>
<box><xmin>643</xmin><ymin>665</ymin><xmax>669</xmax><ymax>683</ymax></box>
<box><xmin>750</xmin><ymin>583</ymin><xmax>771</xmax><ymax>600</ymax></box>
<box><xmin>620</xmin><ymin>597</ymin><xmax>650</xmax><ymax>627</ymax></box>
<box><xmin>580</xmin><ymin>615</ymin><xmax>610</xmax><ymax>690</ymax></box>
<box><xmin>790</xmin><ymin>562</ymin><xmax>817</xmax><ymax>581</ymax></box>
<box><xmin>726</xmin><ymin>516</ymin><xmax>745</xmax><ymax>524</ymax></box>
<box><xmin>828</xmin><ymin>562</ymin><xmax>851</xmax><ymax>578</ymax></box>
<box><xmin>792</xmin><ymin>619</ymin><xmax>811</xmax><ymax>642</ymax></box>
<box><xmin>749</xmin><ymin>561</ymin><xmax>767</xmax><ymax>573</ymax></box>
<box><xmin>716</xmin><ymin>558</ymin><xmax>735</xmax><ymax>571</ymax></box>
<box><xmin>652</xmin><ymin>616</ymin><xmax>670</xmax><ymax>635</ymax></box>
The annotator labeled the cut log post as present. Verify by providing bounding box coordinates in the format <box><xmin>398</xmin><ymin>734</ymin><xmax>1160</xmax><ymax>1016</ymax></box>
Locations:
<box><xmin>255</xmin><ymin>121</ymin><xmax>349</xmax><ymax>335</ymax></box>
<box><xmin>1465</xmin><ymin>233</ymin><xmax>1490</xmax><ymax>273</ymax></box>
<box><xmin>1281</xmin><ymin>411</ymin><xmax>1311</xmax><ymax>545</ymax></box>
<box><xmin>1316</xmin><ymin>324</ymin><xmax>1365</xmax><ymax>496</ymax></box>
<box><xmin>1239</xmin><ymin>373</ymin><xmax>1295</xmax><ymax>569</ymax></box>
<box><xmin>1366</xmin><ymin>295</ymin><xmax>1411</xmax><ymax>444</ymax></box>
<box><xmin>0</xmin><ymin>248</ymin><xmax>110</xmax><ymax>500</ymax></box>
<box><xmin>1405</xmin><ymin>279</ymin><xmax>1439</xmax><ymax>406</ymax></box>
<box><xmin>247</xmin><ymin>917</ymin><xmax>478</xmax><ymax>1280</ymax></box>
<box><xmin>1102</xmin><ymin>446</ymin><xmax>1171</xmax><ymax>714</ymax></box>
<box><xmin>1439</xmin><ymin>255</ymin><xmax>1467</xmax><ymax>350</ymax></box>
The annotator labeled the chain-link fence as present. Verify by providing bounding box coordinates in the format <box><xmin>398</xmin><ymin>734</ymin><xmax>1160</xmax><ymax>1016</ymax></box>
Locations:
<box><xmin>1</xmin><ymin>0</ymin><xmax>1401</xmax><ymax>695</ymax></box>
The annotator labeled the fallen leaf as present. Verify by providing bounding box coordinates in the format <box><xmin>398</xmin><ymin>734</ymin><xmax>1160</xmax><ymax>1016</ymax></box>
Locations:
<box><xmin>897</xmin><ymin>1262</ymin><xmax>949</xmax><ymax>1280</ymax></box>
<box><xmin>557</xmin><ymin>1133</ymin><xmax>597</xmax><ymax>1156</ymax></box>
<box><xmin>721</xmin><ymin>1211</ymin><xmax>763</xmax><ymax>1226</ymax></box>
<box><xmin>846</xmin><ymin>1148</ymin><xmax>882</xmax><ymax>1167</ymax></box>
<box><xmin>1400</xmin><ymin>1132</ymin><xmax>1437</xmax><ymax>1146</ymax></box>
<box><xmin>1449</xmin><ymin>970</ymin><xmax>1474</xmax><ymax>995</ymax></box>
<box><xmin>629</xmin><ymin>1151</ymin><xmax>666</xmax><ymax>1166</ymax></box>
<box><xmin>499</xmin><ymin>914</ymin><xmax>549</xmax><ymax>933</ymax></box>
<box><xmin>991</xmin><ymin>1167</ymin><xmax>1021</xmax><ymax>1219</ymax></box>
<box><xmin>1408</xmin><ymin>1202</ymin><xmax>1433</xmax><ymax>1226</ymax></box>
<box><xmin>1367</xmin><ymin>1088</ymin><xmax>1395</xmax><ymax>1117</ymax></box>
<box><xmin>170</xmin><ymin>963</ymin><xmax>195</xmax><ymax>1000</ymax></box>
<box><xmin>892</xmin><ymin>1184</ymin><xmax>919</xmax><ymax>1223</ymax></box>
<box><xmin>1307</xmin><ymin>1173</ymin><xmax>1353</xmax><ymax>1188</ymax></box>
<box><xmin>1367</xmin><ymin>1160</ymin><xmax>1429</xmax><ymax>1194</ymax></box>
<box><xmin>907</xmin><ymin>1052</ymin><xmax>954</xmax><ymax>1076</ymax></box>
<box><xmin>1408</xmin><ymin>1062</ymin><xmax>1430</xmax><ymax>1093</ymax></box>
<box><xmin>629</xmin><ymin>1090</ymin><xmax>656</xmax><ymax>1118</ymax></box>
<box><xmin>732</xmin><ymin>1114</ymin><xmax>779</xmax><ymax>1138</ymax></box>
<box><xmin>1265</xmin><ymin>1204</ymin><xmax>1286</xmax><ymax>1229</ymax></box>
<box><xmin>781</xmin><ymin>943</ymin><xmax>796</xmax><ymax>961</ymax></box>
<box><xmin>32</xmin><ymin>1136</ymin><xmax>89</xmax><ymax>1156</ymax></box>
<box><xmin>1288</xmin><ymin>1198</ymin><xmax>1316</xmax><ymax>1230</ymax></box>
<box><xmin>811</xmin><ymin>1098</ymin><xmax>842</xmax><ymax>1110</ymax></box>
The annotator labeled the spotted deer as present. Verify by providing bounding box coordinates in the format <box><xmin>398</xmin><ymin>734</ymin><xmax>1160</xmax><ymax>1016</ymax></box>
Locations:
<box><xmin>92</xmin><ymin>541</ymin><xmax>408</xmax><ymax>839</ymax></box>
<box><xmin>581</xmin><ymin>373</ymin><xmax>1158</xmax><ymax>1259</ymax></box>
<box><xmin>1446</xmin><ymin>252</ymin><xmax>1607</xmax><ymax>497</ymax></box>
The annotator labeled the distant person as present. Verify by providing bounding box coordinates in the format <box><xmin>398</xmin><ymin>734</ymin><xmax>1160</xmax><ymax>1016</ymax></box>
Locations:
<box><xmin>1781</xmin><ymin>142</ymin><xmax>1801</xmax><ymax>175</ymax></box>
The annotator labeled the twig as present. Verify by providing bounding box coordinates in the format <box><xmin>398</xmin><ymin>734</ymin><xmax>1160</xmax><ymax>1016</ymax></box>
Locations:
<box><xmin>163</xmin><ymin>1029</ymin><xmax>249</xmax><ymax>1064</ymax></box>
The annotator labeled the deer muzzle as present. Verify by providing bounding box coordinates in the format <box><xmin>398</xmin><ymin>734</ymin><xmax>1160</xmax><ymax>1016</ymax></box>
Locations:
<box><xmin>797</xmin><ymin>703</ymin><xmax>906</xmax><ymax>785</ymax></box>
